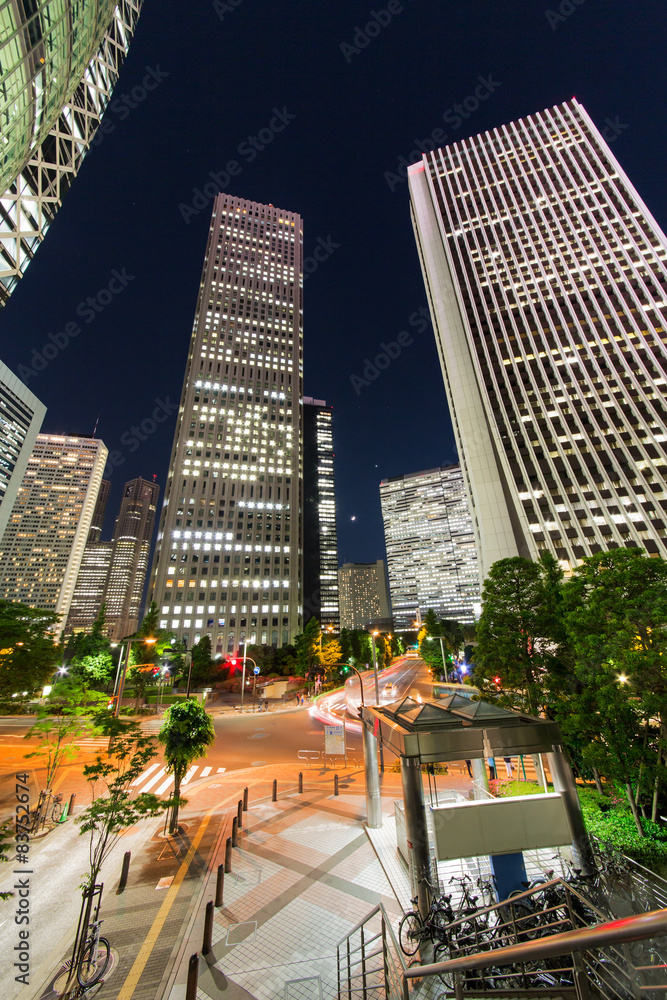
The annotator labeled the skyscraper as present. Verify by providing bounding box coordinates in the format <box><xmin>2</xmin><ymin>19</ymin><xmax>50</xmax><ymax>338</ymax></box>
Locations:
<box><xmin>0</xmin><ymin>0</ymin><xmax>144</xmax><ymax>303</ymax></box>
<box><xmin>409</xmin><ymin>99</ymin><xmax>667</xmax><ymax>577</ymax></box>
<box><xmin>0</xmin><ymin>434</ymin><xmax>108</xmax><ymax>625</ymax></box>
<box><xmin>88</xmin><ymin>479</ymin><xmax>111</xmax><ymax>543</ymax></box>
<box><xmin>0</xmin><ymin>360</ymin><xmax>46</xmax><ymax>541</ymax></box>
<box><xmin>338</xmin><ymin>560</ymin><xmax>391</xmax><ymax>631</ymax></box>
<box><xmin>380</xmin><ymin>465</ymin><xmax>481</xmax><ymax>628</ymax></box>
<box><xmin>150</xmin><ymin>193</ymin><xmax>303</xmax><ymax>652</ymax></box>
<box><xmin>303</xmin><ymin>397</ymin><xmax>339</xmax><ymax>628</ymax></box>
<box><xmin>105</xmin><ymin>477</ymin><xmax>159</xmax><ymax>639</ymax></box>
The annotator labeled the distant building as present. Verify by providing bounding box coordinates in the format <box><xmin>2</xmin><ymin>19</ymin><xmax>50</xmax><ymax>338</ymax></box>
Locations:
<box><xmin>0</xmin><ymin>1</ymin><xmax>144</xmax><ymax>303</ymax></box>
<box><xmin>105</xmin><ymin>477</ymin><xmax>159</xmax><ymax>639</ymax></box>
<box><xmin>88</xmin><ymin>480</ymin><xmax>111</xmax><ymax>543</ymax></box>
<box><xmin>0</xmin><ymin>361</ymin><xmax>45</xmax><ymax>541</ymax></box>
<box><xmin>338</xmin><ymin>560</ymin><xmax>391</xmax><ymax>631</ymax></box>
<box><xmin>380</xmin><ymin>465</ymin><xmax>481</xmax><ymax>629</ymax></box>
<box><xmin>303</xmin><ymin>397</ymin><xmax>339</xmax><ymax>628</ymax></box>
<box><xmin>149</xmin><ymin>193</ymin><xmax>304</xmax><ymax>652</ymax></box>
<box><xmin>66</xmin><ymin>477</ymin><xmax>159</xmax><ymax>638</ymax></box>
<box><xmin>0</xmin><ymin>434</ymin><xmax>108</xmax><ymax>626</ymax></box>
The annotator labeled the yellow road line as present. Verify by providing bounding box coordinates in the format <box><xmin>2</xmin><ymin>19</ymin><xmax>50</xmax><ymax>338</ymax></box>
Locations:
<box><xmin>115</xmin><ymin>789</ymin><xmax>241</xmax><ymax>1000</ymax></box>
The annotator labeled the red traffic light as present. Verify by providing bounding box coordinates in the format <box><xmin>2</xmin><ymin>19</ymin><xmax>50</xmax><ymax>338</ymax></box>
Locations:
<box><xmin>493</xmin><ymin>676</ymin><xmax>501</xmax><ymax>685</ymax></box>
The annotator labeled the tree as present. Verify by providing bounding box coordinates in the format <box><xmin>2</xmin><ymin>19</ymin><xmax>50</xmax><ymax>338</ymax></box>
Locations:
<box><xmin>0</xmin><ymin>601</ymin><xmax>60</xmax><ymax>703</ymax></box>
<box><xmin>294</xmin><ymin>617</ymin><xmax>322</xmax><ymax>676</ymax></box>
<box><xmin>63</xmin><ymin>605</ymin><xmax>113</xmax><ymax>689</ymax></box>
<box><xmin>127</xmin><ymin>601</ymin><xmax>175</xmax><ymax>708</ymax></box>
<box><xmin>190</xmin><ymin>635</ymin><xmax>214</xmax><ymax>685</ymax></box>
<box><xmin>320</xmin><ymin>636</ymin><xmax>342</xmax><ymax>675</ymax></box>
<box><xmin>158</xmin><ymin>699</ymin><xmax>215</xmax><ymax>833</ymax></box>
<box><xmin>475</xmin><ymin>553</ymin><xmax>563</xmax><ymax>715</ymax></box>
<box><xmin>562</xmin><ymin>547</ymin><xmax>667</xmax><ymax>827</ymax></box>
<box><xmin>24</xmin><ymin>679</ymin><xmax>107</xmax><ymax>792</ymax></box>
<box><xmin>77</xmin><ymin>715</ymin><xmax>163</xmax><ymax>890</ymax></box>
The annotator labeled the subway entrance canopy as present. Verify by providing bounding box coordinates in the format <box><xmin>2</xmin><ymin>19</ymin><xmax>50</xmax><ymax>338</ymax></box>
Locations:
<box><xmin>360</xmin><ymin>693</ymin><xmax>562</xmax><ymax>762</ymax></box>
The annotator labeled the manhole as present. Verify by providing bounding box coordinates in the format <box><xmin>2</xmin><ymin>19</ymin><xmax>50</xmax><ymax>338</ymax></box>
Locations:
<box><xmin>251</xmin><ymin>760</ymin><xmax>266</xmax><ymax>766</ymax></box>
<box><xmin>226</xmin><ymin>920</ymin><xmax>257</xmax><ymax>945</ymax></box>
<box><xmin>248</xmin><ymin>732</ymin><xmax>269</xmax><ymax>740</ymax></box>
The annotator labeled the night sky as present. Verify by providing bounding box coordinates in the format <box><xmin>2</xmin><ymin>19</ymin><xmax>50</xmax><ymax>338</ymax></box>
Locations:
<box><xmin>1</xmin><ymin>0</ymin><xmax>666</xmax><ymax>567</ymax></box>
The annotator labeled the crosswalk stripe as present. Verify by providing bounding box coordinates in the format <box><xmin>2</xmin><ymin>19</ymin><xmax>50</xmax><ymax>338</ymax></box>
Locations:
<box><xmin>217</xmin><ymin>767</ymin><xmax>226</xmax><ymax>773</ymax></box>
<box><xmin>155</xmin><ymin>774</ymin><xmax>175</xmax><ymax>795</ymax></box>
<box><xmin>131</xmin><ymin>763</ymin><xmax>159</xmax><ymax>787</ymax></box>
<box><xmin>200</xmin><ymin>767</ymin><xmax>211</xmax><ymax>777</ymax></box>
<box><xmin>181</xmin><ymin>766</ymin><xmax>198</xmax><ymax>786</ymax></box>
<box><xmin>140</xmin><ymin>767</ymin><xmax>168</xmax><ymax>793</ymax></box>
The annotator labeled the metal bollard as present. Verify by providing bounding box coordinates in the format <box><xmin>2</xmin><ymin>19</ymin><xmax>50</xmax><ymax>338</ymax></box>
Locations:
<box><xmin>186</xmin><ymin>954</ymin><xmax>199</xmax><ymax>1000</ymax></box>
<box><xmin>224</xmin><ymin>836</ymin><xmax>232</xmax><ymax>873</ymax></box>
<box><xmin>298</xmin><ymin>771</ymin><xmax>303</xmax><ymax>794</ymax></box>
<box><xmin>237</xmin><ymin>798</ymin><xmax>243</xmax><ymax>829</ymax></box>
<box><xmin>202</xmin><ymin>900</ymin><xmax>214</xmax><ymax>955</ymax></box>
<box><xmin>215</xmin><ymin>863</ymin><xmax>224</xmax><ymax>907</ymax></box>
<box><xmin>68</xmin><ymin>792</ymin><xmax>76</xmax><ymax>817</ymax></box>
<box><xmin>334</xmin><ymin>774</ymin><xmax>339</xmax><ymax>796</ymax></box>
<box><xmin>118</xmin><ymin>850</ymin><xmax>131</xmax><ymax>892</ymax></box>
<box><xmin>243</xmin><ymin>786</ymin><xmax>248</xmax><ymax>811</ymax></box>
<box><xmin>272</xmin><ymin>778</ymin><xmax>277</xmax><ymax>802</ymax></box>
<box><xmin>232</xmin><ymin>815</ymin><xmax>238</xmax><ymax>847</ymax></box>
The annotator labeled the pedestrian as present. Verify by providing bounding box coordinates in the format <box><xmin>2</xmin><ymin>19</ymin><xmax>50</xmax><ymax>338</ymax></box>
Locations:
<box><xmin>503</xmin><ymin>756</ymin><xmax>514</xmax><ymax>778</ymax></box>
<box><xmin>294</xmin><ymin>692</ymin><xmax>299</xmax><ymax>706</ymax></box>
<box><xmin>487</xmin><ymin>756</ymin><xmax>497</xmax><ymax>781</ymax></box>
<box><xmin>465</xmin><ymin>759</ymin><xmax>472</xmax><ymax>778</ymax></box>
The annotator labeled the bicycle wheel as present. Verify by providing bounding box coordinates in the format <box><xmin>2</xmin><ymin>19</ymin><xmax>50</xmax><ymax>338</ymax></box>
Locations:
<box><xmin>77</xmin><ymin>937</ymin><xmax>110</xmax><ymax>987</ymax></box>
<box><xmin>428</xmin><ymin>906</ymin><xmax>452</xmax><ymax>943</ymax></box>
<box><xmin>433</xmin><ymin>941</ymin><xmax>455</xmax><ymax>991</ymax></box>
<box><xmin>398</xmin><ymin>912</ymin><xmax>423</xmax><ymax>956</ymax></box>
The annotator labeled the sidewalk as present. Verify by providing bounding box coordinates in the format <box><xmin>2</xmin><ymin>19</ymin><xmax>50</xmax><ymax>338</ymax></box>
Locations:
<box><xmin>27</xmin><ymin>764</ymin><xmax>405</xmax><ymax>1000</ymax></box>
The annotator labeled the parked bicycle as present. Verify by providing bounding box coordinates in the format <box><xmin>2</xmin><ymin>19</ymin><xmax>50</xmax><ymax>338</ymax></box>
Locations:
<box><xmin>398</xmin><ymin>878</ymin><xmax>453</xmax><ymax>956</ymax></box>
<box><xmin>76</xmin><ymin>917</ymin><xmax>110</xmax><ymax>988</ymax></box>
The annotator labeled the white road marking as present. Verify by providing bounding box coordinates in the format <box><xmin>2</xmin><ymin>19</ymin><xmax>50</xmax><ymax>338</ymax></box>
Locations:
<box><xmin>131</xmin><ymin>763</ymin><xmax>159</xmax><ymax>786</ymax></box>
<box><xmin>200</xmin><ymin>766</ymin><xmax>212</xmax><ymax>777</ymax></box>
<box><xmin>139</xmin><ymin>767</ymin><xmax>168</xmax><ymax>793</ymax></box>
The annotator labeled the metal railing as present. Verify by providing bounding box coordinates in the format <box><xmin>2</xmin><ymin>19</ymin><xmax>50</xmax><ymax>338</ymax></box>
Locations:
<box><xmin>404</xmin><ymin>907</ymin><xmax>667</xmax><ymax>1000</ymax></box>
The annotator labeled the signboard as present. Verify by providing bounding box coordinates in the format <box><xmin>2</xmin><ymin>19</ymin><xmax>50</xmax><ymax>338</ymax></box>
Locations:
<box><xmin>253</xmin><ymin>666</ymin><xmax>260</xmax><ymax>675</ymax></box>
<box><xmin>324</xmin><ymin>724</ymin><xmax>346</xmax><ymax>756</ymax></box>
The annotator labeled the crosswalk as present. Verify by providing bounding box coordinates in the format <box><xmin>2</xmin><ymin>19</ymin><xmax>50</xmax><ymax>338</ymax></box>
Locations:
<box><xmin>77</xmin><ymin>737</ymin><xmax>111</xmax><ymax>750</ymax></box>
<box><xmin>131</xmin><ymin>763</ymin><xmax>226</xmax><ymax>796</ymax></box>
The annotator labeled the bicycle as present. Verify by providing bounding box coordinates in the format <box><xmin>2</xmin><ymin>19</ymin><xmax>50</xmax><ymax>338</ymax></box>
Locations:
<box><xmin>50</xmin><ymin>793</ymin><xmax>64</xmax><ymax>823</ymax></box>
<box><xmin>76</xmin><ymin>918</ymin><xmax>110</xmax><ymax>988</ymax></box>
<box><xmin>398</xmin><ymin>878</ymin><xmax>453</xmax><ymax>957</ymax></box>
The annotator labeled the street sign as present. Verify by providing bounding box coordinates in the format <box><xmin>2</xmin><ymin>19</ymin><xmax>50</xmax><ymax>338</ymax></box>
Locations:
<box><xmin>253</xmin><ymin>666</ymin><xmax>260</xmax><ymax>675</ymax></box>
<box><xmin>324</xmin><ymin>724</ymin><xmax>346</xmax><ymax>756</ymax></box>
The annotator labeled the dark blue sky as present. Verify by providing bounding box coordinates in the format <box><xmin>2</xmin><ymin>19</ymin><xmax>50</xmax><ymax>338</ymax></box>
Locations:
<box><xmin>1</xmin><ymin>0</ymin><xmax>666</xmax><ymax>564</ymax></box>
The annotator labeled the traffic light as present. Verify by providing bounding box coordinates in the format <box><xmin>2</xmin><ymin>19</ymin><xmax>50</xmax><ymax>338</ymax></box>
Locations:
<box><xmin>493</xmin><ymin>676</ymin><xmax>501</xmax><ymax>688</ymax></box>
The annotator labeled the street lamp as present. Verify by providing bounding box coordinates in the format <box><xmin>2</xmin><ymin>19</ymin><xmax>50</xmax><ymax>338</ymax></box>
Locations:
<box><xmin>239</xmin><ymin>641</ymin><xmax>258</xmax><ymax>710</ymax></box>
<box><xmin>426</xmin><ymin>635</ymin><xmax>448</xmax><ymax>675</ymax></box>
<box><xmin>114</xmin><ymin>637</ymin><xmax>157</xmax><ymax>717</ymax></box>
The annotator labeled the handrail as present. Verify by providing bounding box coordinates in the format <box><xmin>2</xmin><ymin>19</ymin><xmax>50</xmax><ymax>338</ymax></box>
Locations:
<box><xmin>335</xmin><ymin>904</ymin><xmax>381</xmax><ymax>948</ymax></box>
<box><xmin>403</xmin><ymin>907</ymin><xmax>667</xmax><ymax>979</ymax></box>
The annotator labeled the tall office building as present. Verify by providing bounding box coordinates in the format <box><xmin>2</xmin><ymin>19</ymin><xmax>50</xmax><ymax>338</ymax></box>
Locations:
<box><xmin>303</xmin><ymin>397</ymin><xmax>339</xmax><ymax>627</ymax></box>
<box><xmin>380</xmin><ymin>465</ymin><xmax>481</xmax><ymax>629</ymax></box>
<box><xmin>105</xmin><ymin>477</ymin><xmax>159</xmax><ymax>639</ymax></box>
<box><xmin>0</xmin><ymin>0</ymin><xmax>144</xmax><ymax>303</ymax></box>
<box><xmin>0</xmin><ymin>434</ymin><xmax>108</xmax><ymax>625</ymax></box>
<box><xmin>88</xmin><ymin>479</ymin><xmax>111</xmax><ymax>542</ymax></box>
<box><xmin>150</xmin><ymin>193</ymin><xmax>303</xmax><ymax>652</ymax></box>
<box><xmin>338</xmin><ymin>560</ymin><xmax>391</xmax><ymax>631</ymax></box>
<box><xmin>0</xmin><ymin>360</ymin><xmax>45</xmax><ymax>541</ymax></box>
<box><xmin>65</xmin><ymin>540</ymin><xmax>113</xmax><ymax>634</ymax></box>
<box><xmin>409</xmin><ymin>99</ymin><xmax>667</xmax><ymax>577</ymax></box>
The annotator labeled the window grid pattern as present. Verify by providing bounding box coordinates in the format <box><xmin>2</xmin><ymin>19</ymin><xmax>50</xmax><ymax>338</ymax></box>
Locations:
<box><xmin>421</xmin><ymin>99</ymin><xmax>667</xmax><ymax>569</ymax></box>
<box><xmin>150</xmin><ymin>194</ymin><xmax>303</xmax><ymax>652</ymax></box>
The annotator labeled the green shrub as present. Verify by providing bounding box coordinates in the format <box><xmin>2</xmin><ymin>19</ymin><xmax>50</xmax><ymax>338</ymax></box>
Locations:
<box><xmin>580</xmin><ymin>796</ymin><xmax>667</xmax><ymax>866</ymax></box>
<box><xmin>493</xmin><ymin>779</ymin><xmax>551</xmax><ymax>797</ymax></box>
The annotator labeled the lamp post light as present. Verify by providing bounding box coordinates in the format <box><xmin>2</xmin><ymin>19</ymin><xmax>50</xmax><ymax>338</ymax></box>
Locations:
<box><xmin>239</xmin><ymin>642</ymin><xmax>258</xmax><ymax>710</ymax></box>
<box><xmin>426</xmin><ymin>635</ymin><xmax>448</xmax><ymax>676</ymax></box>
<box><xmin>114</xmin><ymin>637</ymin><xmax>157</xmax><ymax>717</ymax></box>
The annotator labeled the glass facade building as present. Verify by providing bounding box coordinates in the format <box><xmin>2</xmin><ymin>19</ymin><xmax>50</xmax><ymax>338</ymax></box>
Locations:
<box><xmin>409</xmin><ymin>99</ymin><xmax>667</xmax><ymax>577</ymax></box>
<box><xmin>0</xmin><ymin>0</ymin><xmax>144</xmax><ymax>303</ymax></box>
<box><xmin>0</xmin><ymin>359</ymin><xmax>45</xmax><ymax>541</ymax></box>
<box><xmin>0</xmin><ymin>433</ymin><xmax>108</xmax><ymax>626</ymax></box>
<box><xmin>380</xmin><ymin>465</ymin><xmax>481</xmax><ymax>629</ymax></box>
<box><xmin>104</xmin><ymin>476</ymin><xmax>158</xmax><ymax>639</ymax></box>
<box><xmin>303</xmin><ymin>397</ymin><xmax>339</xmax><ymax>627</ymax></box>
<box><xmin>150</xmin><ymin>193</ymin><xmax>303</xmax><ymax>652</ymax></box>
